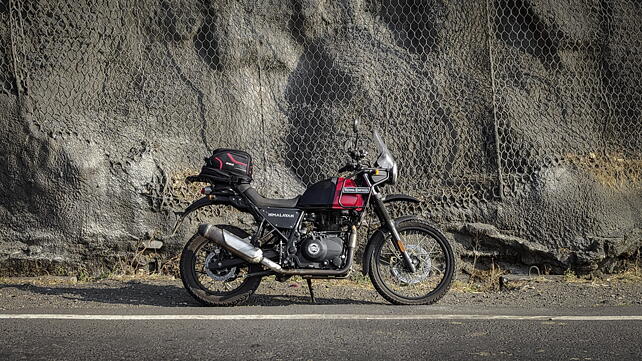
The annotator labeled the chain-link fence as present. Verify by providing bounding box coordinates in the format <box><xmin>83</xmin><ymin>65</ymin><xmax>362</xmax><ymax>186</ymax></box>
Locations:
<box><xmin>1</xmin><ymin>0</ymin><xmax>640</xmax><ymax>223</ymax></box>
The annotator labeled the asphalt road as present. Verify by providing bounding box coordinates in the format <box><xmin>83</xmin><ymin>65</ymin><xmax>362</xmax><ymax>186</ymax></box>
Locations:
<box><xmin>2</xmin><ymin>305</ymin><xmax>641</xmax><ymax>361</ymax></box>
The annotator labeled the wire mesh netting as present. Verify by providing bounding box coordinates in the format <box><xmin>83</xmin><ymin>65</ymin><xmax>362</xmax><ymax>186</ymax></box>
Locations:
<box><xmin>489</xmin><ymin>0</ymin><xmax>641</xmax><ymax>196</ymax></box>
<box><xmin>2</xmin><ymin>0</ymin><xmax>640</xmax><ymax>224</ymax></box>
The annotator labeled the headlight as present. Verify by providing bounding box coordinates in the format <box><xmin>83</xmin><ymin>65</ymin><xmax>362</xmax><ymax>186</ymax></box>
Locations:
<box><xmin>390</xmin><ymin>162</ymin><xmax>398</xmax><ymax>184</ymax></box>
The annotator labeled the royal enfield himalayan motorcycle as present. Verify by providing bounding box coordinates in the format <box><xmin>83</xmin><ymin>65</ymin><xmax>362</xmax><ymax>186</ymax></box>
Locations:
<box><xmin>172</xmin><ymin>126</ymin><xmax>455</xmax><ymax>306</ymax></box>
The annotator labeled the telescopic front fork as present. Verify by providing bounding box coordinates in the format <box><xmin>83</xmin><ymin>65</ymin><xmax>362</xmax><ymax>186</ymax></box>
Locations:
<box><xmin>373</xmin><ymin>193</ymin><xmax>417</xmax><ymax>273</ymax></box>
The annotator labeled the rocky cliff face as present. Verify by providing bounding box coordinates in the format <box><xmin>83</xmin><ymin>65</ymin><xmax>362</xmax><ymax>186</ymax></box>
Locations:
<box><xmin>0</xmin><ymin>0</ymin><xmax>640</xmax><ymax>276</ymax></box>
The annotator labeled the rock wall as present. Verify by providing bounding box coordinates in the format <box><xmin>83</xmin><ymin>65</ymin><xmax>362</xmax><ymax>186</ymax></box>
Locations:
<box><xmin>0</xmin><ymin>0</ymin><xmax>640</xmax><ymax>276</ymax></box>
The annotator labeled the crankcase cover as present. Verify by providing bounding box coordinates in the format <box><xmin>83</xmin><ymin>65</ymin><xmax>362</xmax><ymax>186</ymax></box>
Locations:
<box><xmin>302</xmin><ymin>235</ymin><xmax>343</xmax><ymax>261</ymax></box>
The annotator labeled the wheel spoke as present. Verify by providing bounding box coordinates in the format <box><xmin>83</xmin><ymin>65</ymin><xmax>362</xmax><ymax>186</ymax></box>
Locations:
<box><xmin>372</xmin><ymin>225</ymin><xmax>453</xmax><ymax>301</ymax></box>
<box><xmin>189</xmin><ymin>239</ymin><xmax>253</xmax><ymax>294</ymax></box>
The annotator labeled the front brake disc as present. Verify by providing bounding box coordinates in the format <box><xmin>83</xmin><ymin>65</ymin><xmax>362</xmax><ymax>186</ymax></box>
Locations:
<box><xmin>390</xmin><ymin>244</ymin><xmax>432</xmax><ymax>285</ymax></box>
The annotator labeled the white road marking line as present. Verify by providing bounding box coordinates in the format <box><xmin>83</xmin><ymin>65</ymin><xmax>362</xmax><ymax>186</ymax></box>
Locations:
<box><xmin>0</xmin><ymin>314</ymin><xmax>641</xmax><ymax>321</ymax></box>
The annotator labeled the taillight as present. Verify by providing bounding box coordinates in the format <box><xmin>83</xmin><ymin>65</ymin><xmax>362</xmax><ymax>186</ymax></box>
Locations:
<box><xmin>200</xmin><ymin>186</ymin><xmax>213</xmax><ymax>195</ymax></box>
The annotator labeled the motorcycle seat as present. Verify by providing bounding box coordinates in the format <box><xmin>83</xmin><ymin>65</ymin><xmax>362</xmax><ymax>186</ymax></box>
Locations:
<box><xmin>239</xmin><ymin>185</ymin><xmax>300</xmax><ymax>208</ymax></box>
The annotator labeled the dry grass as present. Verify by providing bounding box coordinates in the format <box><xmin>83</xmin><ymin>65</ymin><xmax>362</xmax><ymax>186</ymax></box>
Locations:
<box><xmin>338</xmin><ymin>272</ymin><xmax>374</xmax><ymax>289</ymax></box>
<box><xmin>451</xmin><ymin>280</ymin><xmax>485</xmax><ymax>293</ymax></box>
<box><xmin>104</xmin><ymin>273</ymin><xmax>177</xmax><ymax>282</ymax></box>
<box><xmin>562</xmin><ymin>268</ymin><xmax>590</xmax><ymax>283</ymax></box>
<box><xmin>606</xmin><ymin>256</ymin><xmax>642</xmax><ymax>283</ymax></box>
<box><xmin>461</xmin><ymin>230</ymin><xmax>507</xmax><ymax>293</ymax></box>
<box><xmin>261</xmin><ymin>274</ymin><xmax>375</xmax><ymax>290</ymax></box>
<box><xmin>95</xmin><ymin>255</ymin><xmax>179</xmax><ymax>282</ymax></box>
<box><xmin>565</xmin><ymin>152</ymin><xmax>641</xmax><ymax>189</ymax></box>
<box><xmin>460</xmin><ymin>262</ymin><xmax>507</xmax><ymax>292</ymax></box>
<box><xmin>169</xmin><ymin>168</ymin><xmax>204</xmax><ymax>203</ymax></box>
<box><xmin>0</xmin><ymin>276</ymin><xmax>79</xmax><ymax>286</ymax></box>
<box><xmin>69</xmin><ymin>240</ymin><xmax>182</xmax><ymax>283</ymax></box>
<box><xmin>608</xmin><ymin>269</ymin><xmax>642</xmax><ymax>283</ymax></box>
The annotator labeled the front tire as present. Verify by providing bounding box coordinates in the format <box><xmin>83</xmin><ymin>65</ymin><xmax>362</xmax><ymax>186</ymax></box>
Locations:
<box><xmin>180</xmin><ymin>225</ymin><xmax>262</xmax><ymax>306</ymax></box>
<box><xmin>367</xmin><ymin>219</ymin><xmax>455</xmax><ymax>305</ymax></box>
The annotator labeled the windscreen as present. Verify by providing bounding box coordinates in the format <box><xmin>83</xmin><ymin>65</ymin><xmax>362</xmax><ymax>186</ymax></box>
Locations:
<box><xmin>373</xmin><ymin>130</ymin><xmax>395</xmax><ymax>169</ymax></box>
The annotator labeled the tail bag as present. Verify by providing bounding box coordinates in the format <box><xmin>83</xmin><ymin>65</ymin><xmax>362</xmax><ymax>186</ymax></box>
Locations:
<box><xmin>198</xmin><ymin>148</ymin><xmax>253</xmax><ymax>184</ymax></box>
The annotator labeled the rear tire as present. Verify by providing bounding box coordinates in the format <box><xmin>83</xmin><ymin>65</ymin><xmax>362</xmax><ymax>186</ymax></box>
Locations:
<box><xmin>180</xmin><ymin>225</ymin><xmax>262</xmax><ymax>306</ymax></box>
<box><xmin>367</xmin><ymin>219</ymin><xmax>455</xmax><ymax>305</ymax></box>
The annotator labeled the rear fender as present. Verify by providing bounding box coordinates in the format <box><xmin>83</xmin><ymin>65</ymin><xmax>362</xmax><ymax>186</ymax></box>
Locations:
<box><xmin>170</xmin><ymin>197</ymin><xmax>216</xmax><ymax>235</ymax></box>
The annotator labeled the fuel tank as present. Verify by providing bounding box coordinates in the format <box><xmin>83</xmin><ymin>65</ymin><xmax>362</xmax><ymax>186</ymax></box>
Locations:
<box><xmin>296</xmin><ymin>177</ymin><xmax>364</xmax><ymax>210</ymax></box>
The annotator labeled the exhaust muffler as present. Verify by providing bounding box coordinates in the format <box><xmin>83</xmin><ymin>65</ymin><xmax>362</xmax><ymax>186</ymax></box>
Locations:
<box><xmin>198</xmin><ymin>224</ymin><xmax>283</xmax><ymax>272</ymax></box>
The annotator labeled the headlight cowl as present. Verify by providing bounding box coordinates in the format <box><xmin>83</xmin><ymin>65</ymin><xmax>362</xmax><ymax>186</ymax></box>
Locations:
<box><xmin>390</xmin><ymin>162</ymin><xmax>398</xmax><ymax>184</ymax></box>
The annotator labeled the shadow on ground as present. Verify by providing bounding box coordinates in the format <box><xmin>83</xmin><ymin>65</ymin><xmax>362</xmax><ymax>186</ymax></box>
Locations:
<box><xmin>0</xmin><ymin>281</ymin><xmax>382</xmax><ymax>307</ymax></box>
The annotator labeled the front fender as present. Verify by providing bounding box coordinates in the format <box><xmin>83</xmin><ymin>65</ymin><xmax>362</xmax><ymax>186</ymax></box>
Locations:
<box><xmin>361</xmin><ymin>215</ymin><xmax>417</xmax><ymax>276</ymax></box>
<box><xmin>381</xmin><ymin>193</ymin><xmax>421</xmax><ymax>204</ymax></box>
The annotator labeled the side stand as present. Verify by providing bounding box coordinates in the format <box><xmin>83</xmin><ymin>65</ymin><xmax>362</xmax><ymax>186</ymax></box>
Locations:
<box><xmin>306</xmin><ymin>278</ymin><xmax>316</xmax><ymax>304</ymax></box>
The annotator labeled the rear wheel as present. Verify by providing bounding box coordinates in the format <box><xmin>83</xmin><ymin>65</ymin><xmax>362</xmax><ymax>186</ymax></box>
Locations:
<box><xmin>180</xmin><ymin>225</ymin><xmax>262</xmax><ymax>306</ymax></box>
<box><xmin>367</xmin><ymin>219</ymin><xmax>455</xmax><ymax>305</ymax></box>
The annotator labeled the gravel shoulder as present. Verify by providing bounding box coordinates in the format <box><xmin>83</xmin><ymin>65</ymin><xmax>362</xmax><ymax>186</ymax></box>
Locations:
<box><xmin>0</xmin><ymin>275</ymin><xmax>641</xmax><ymax>311</ymax></box>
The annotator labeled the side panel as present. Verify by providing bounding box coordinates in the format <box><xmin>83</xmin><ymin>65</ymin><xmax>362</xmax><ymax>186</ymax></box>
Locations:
<box><xmin>259</xmin><ymin>207</ymin><xmax>301</xmax><ymax>229</ymax></box>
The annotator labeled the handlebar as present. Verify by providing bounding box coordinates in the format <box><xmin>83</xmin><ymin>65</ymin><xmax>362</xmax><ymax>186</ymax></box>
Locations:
<box><xmin>349</xmin><ymin>149</ymin><xmax>367</xmax><ymax>161</ymax></box>
<box><xmin>338</xmin><ymin>149</ymin><xmax>369</xmax><ymax>173</ymax></box>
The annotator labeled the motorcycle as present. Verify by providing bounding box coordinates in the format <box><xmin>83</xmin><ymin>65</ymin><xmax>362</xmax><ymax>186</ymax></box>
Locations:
<box><xmin>173</xmin><ymin>123</ymin><xmax>455</xmax><ymax>306</ymax></box>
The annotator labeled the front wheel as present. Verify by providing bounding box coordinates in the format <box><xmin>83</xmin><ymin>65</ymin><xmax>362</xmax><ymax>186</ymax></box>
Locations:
<box><xmin>366</xmin><ymin>219</ymin><xmax>455</xmax><ymax>305</ymax></box>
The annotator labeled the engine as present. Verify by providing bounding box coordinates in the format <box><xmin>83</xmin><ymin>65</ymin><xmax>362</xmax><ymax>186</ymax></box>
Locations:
<box><xmin>295</xmin><ymin>232</ymin><xmax>346</xmax><ymax>269</ymax></box>
<box><xmin>290</xmin><ymin>211</ymin><xmax>355</xmax><ymax>269</ymax></box>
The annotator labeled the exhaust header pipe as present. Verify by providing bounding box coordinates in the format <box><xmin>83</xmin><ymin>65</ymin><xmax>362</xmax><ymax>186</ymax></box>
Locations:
<box><xmin>198</xmin><ymin>224</ymin><xmax>356</xmax><ymax>276</ymax></box>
